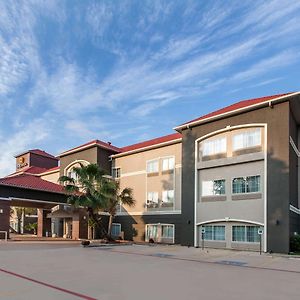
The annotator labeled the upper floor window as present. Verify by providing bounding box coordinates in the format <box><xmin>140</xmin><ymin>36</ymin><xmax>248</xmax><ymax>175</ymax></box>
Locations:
<box><xmin>202</xmin><ymin>179</ymin><xmax>225</xmax><ymax>196</ymax></box>
<box><xmin>68</xmin><ymin>170</ymin><xmax>78</xmax><ymax>181</ymax></box>
<box><xmin>232</xmin><ymin>128</ymin><xmax>261</xmax><ymax>151</ymax></box>
<box><xmin>162</xmin><ymin>190</ymin><xmax>174</xmax><ymax>205</ymax></box>
<box><xmin>147</xmin><ymin>192</ymin><xmax>159</xmax><ymax>208</ymax></box>
<box><xmin>147</xmin><ymin>160</ymin><xmax>159</xmax><ymax>173</ymax></box>
<box><xmin>202</xmin><ymin>137</ymin><xmax>226</xmax><ymax>157</ymax></box>
<box><xmin>162</xmin><ymin>157</ymin><xmax>175</xmax><ymax>171</ymax></box>
<box><xmin>232</xmin><ymin>175</ymin><xmax>261</xmax><ymax>194</ymax></box>
<box><xmin>112</xmin><ymin>168</ymin><xmax>121</xmax><ymax>179</ymax></box>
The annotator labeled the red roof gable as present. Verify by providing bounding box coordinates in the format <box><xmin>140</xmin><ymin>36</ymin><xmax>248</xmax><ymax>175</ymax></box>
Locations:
<box><xmin>60</xmin><ymin>139</ymin><xmax>121</xmax><ymax>156</ymax></box>
<box><xmin>8</xmin><ymin>166</ymin><xmax>49</xmax><ymax>177</ymax></box>
<box><xmin>15</xmin><ymin>149</ymin><xmax>58</xmax><ymax>160</ymax></box>
<box><xmin>120</xmin><ymin>133</ymin><xmax>182</xmax><ymax>153</ymax></box>
<box><xmin>42</xmin><ymin>166</ymin><xmax>60</xmax><ymax>173</ymax></box>
<box><xmin>177</xmin><ymin>93</ymin><xmax>293</xmax><ymax>129</ymax></box>
<box><xmin>0</xmin><ymin>174</ymin><xmax>65</xmax><ymax>194</ymax></box>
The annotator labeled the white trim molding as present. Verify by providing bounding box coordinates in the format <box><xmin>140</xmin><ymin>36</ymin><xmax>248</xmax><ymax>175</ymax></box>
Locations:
<box><xmin>290</xmin><ymin>204</ymin><xmax>300</xmax><ymax>215</ymax></box>
<box><xmin>174</xmin><ymin>92</ymin><xmax>299</xmax><ymax>131</ymax></box>
<box><xmin>111</xmin><ymin>138</ymin><xmax>182</xmax><ymax>158</ymax></box>
<box><xmin>64</xmin><ymin>160</ymin><xmax>90</xmax><ymax>175</ymax></box>
<box><xmin>196</xmin><ymin>219</ymin><xmax>264</xmax><ymax>226</ymax></box>
<box><xmin>289</xmin><ymin>136</ymin><xmax>300</xmax><ymax>157</ymax></box>
<box><xmin>116</xmin><ymin>210</ymin><xmax>181</xmax><ymax>216</ymax></box>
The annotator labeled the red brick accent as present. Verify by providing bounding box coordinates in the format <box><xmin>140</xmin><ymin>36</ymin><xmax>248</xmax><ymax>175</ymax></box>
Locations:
<box><xmin>72</xmin><ymin>209</ymin><xmax>88</xmax><ymax>239</ymax></box>
<box><xmin>37</xmin><ymin>209</ymin><xmax>51</xmax><ymax>237</ymax></box>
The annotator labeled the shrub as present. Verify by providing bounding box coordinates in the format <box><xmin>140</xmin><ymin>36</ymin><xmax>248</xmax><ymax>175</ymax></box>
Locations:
<box><xmin>290</xmin><ymin>234</ymin><xmax>300</xmax><ymax>252</ymax></box>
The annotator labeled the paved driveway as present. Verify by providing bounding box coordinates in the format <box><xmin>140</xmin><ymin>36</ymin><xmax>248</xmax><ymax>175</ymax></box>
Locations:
<box><xmin>0</xmin><ymin>242</ymin><xmax>299</xmax><ymax>300</ymax></box>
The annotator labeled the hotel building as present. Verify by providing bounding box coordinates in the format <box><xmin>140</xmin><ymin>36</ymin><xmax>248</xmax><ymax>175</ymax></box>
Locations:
<box><xmin>0</xmin><ymin>92</ymin><xmax>300</xmax><ymax>253</ymax></box>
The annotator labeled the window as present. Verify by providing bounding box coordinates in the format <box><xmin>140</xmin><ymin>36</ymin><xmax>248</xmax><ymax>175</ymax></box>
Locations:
<box><xmin>202</xmin><ymin>137</ymin><xmax>226</xmax><ymax>156</ymax></box>
<box><xmin>147</xmin><ymin>160</ymin><xmax>159</xmax><ymax>173</ymax></box>
<box><xmin>147</xmin><ymin>192</ymin><xmax>159</xmax><ymax>208</ymax></box>
<box><xmin>111</xmin><ymin>223</ymin><xmax>121</xmax><ymax>236</ymax></box>
<box><xmin>146</xmin><ymin>224</ymin><xmax>175</xmax><ymax>242</ymax></box>
<box><xmin>232</xmin><ymin>176</ymin><xmax>260</xmax><ymax>194</ymax></box>
<box><xmin>162</xmin><ymin>190</ymin><xmax>174</xmax><ymax>207</ymax></box>
<box><xmin>202</xmin><ymin>225</ymin><xmax>225</xmax><ymax>241</ymax></box>
<box><xmin>233</xmin><ymin>128</ymin><xmax>261</xmax><ymax>151</ymax></box>
<box><xmin>112</xmin><ymin>168</ymin><xmax>121</xmax><ymax>178</ymax></box>
<box><xmin>162</xmin><ymin>157</ymin><xmax>175</xmax><ymax>171</ymax></box>
<box><xmin>162</xmin><ymin>190</ymin><xmax>174</xmax><ymax>203</ymax></box>
<box><xmin>202</xmin><ymin>180</ymin><xmax>225</xmax><ymax>196</ymax></box>
<box><xmin>161</xmin><ymin>225</ymin><xmax>174</xmax><ymax>239</ymax></box>
<box><xmin>68</xmin><ymin>170</ymin><xmax>78</xmax><ymax>181</ymax></box>
<box><xmin>232</xmin><ymin>225</ymin><xmax>260</xmax><ymax>243</ymax></box>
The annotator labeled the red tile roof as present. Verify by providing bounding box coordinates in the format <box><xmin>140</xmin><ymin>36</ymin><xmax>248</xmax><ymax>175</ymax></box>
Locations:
<box><xmin>41</xmin><ymin>166</ymin><xmax>60</xmax><ymax>173</ymax></box>
<box><xmin>0</xmin><ymin>174</ymin><xmax>65</xmax><ymax>194</ymax></box>
<box><xmin>120</xmin><ymin>133</ymin><xmax>182</xmax><ymax>153</ymax></box>
<box><xmin>8</xmin><ymin>166</ymin><xmax>49</xmax><ymax>177</ymax></box>
<box><xmin>60</xmin><ymin>139</ymin><xmax>121</xmax><ymax>156</ymax></box>
<box><xmin>15</xmin><ymin>149</ymin><xmax>58</xmax><ymax>160</ymax></box>
<box><xmin>176</xmin><ymin>93</ymin><xmax>293</xmax><ymax>129</ymax></box>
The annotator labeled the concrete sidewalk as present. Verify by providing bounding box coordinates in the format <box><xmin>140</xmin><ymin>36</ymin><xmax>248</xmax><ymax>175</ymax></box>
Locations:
<box><xmin>90</xmin><ymin>244</ymin><xmax>300</xmax><ymax>273</ymax></box>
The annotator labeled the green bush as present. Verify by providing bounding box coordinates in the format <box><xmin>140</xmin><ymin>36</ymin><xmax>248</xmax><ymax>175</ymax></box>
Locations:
<box><xmin>290</xmin><ymin>234</ymin><xmax>300</xmax><ymax>252</ymax></box>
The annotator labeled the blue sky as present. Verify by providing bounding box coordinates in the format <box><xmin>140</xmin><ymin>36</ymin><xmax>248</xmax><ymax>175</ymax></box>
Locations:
<box><xmin>0</xmin><ymin>0</ymin><xmax>300</xmax><ymax>176</ymax></box>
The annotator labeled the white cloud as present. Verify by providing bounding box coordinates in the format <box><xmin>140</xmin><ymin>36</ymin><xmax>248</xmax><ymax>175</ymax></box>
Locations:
<box><xmin>0</xmin><ymin>118</ymin><xmax>50</xmax><ymax>177</ymax></box>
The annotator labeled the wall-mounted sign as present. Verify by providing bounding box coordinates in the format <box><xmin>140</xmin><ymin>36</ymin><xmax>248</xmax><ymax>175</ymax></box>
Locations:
<box><xmin>16</xmin><ymin>156</ymin><xmax>28</xmax><ymax>169</ymax></box>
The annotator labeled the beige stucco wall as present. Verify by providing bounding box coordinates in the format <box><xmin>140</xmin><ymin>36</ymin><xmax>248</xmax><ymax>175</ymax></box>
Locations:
<box><xmin>114</xmin><ymin>142</ymin><xmax>182</xmax><ymax>214</ymax></box>
<box><xmin>40</xmin><ymin>171</ymin><xmax>60</xmax><ymax>184</ymax></box>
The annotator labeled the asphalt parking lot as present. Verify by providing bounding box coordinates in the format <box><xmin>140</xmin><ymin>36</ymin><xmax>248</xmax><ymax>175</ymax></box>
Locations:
<box><xmin>0</xmin><ymin>242</ymin><xmax>299</xmax><ymax>300</ymax></box>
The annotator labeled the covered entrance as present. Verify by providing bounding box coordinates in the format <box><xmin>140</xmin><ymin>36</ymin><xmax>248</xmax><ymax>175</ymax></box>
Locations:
<box><xmin>0</xmin><ymin>178</ymin><xmax>88</xmax><ymax>240</ymax></box>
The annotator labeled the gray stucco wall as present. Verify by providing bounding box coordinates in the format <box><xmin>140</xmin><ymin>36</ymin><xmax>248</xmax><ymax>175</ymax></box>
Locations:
<box><xmin>181</xmin><ymin>101</ymin><xmax>292</xmax><ymax>253</ymax></box>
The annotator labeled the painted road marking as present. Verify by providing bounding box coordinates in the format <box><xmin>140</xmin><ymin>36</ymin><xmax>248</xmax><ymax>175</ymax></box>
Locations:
<box><xmin>0</xmin><ymin>268</ymin><xmax>97</xmax><ymax>300</ymax></box>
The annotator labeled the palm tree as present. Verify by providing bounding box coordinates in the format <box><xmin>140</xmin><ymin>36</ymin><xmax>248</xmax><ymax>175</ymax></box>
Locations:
<box><xmin>59</xmin><ymin>163</ymin><xmax>108</xmax><ymax>239</ymax></box>
<box><xmin>103</xmin><ymin>181</ymin><xmax>135</xmax><ymax>239</ymax></box>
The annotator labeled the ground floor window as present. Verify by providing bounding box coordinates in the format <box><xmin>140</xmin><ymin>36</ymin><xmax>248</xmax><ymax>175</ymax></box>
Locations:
<box><xmin>232</xmin><ymin>225</ymin><xmax>260</xmax><ymax>242</ymax></box>
<box><xmin>146</xmin><ymin>224</ymin><xmax>175</xmax><ymax>243</ymax></box>
<box><xmin>202</xmin><ymin>225</ymin><xmax>225</xmax><ymax>241</ymax></box>
<box><xmin>111</xmin><ymin>223</ymin><xmax>121</xmax><ymax>236</ymax></box>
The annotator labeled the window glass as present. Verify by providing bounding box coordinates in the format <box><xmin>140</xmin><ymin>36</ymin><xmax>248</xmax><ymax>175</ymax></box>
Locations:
<box><xmin>233</xmin><ymin>128</ymin><xmax>261</xmax><ymax>151</ymax></box>
<box><xmin>232</xmin><ymin>176</ymin><xmax>260</xmax><ymax>194</ymax></box>
<box><xmin>147</xmin><ymin>192</ymin><xmax>158</xmax><ymax>203</ymax></box>
<box><xmin>147</xmin><ymin>160</ymin><xmax>159</xmax><ymax>173</ymax></box>
<box><xmin>213</xmin><ymin>226</ymin><xmax>225</xmax><ymax>240</ymax></box>
<box><xmin>246</xmin><ymin>226</ymin><xmax>260</xmax><ymax>242</ymax></box>
<box><xmin>232</xmin><ymin>226</ymin><xmax>245</xmax><ymax>242</ymax></box>
<box><xmin>161</xmin><ymin>225</ymin><xmax>174</xmax><ymax>238</ymax></box>
<box><xmin>202</xmin><ymin>180</ymin><xmax>225</xmax><ymax>196</ymax></box>
<box><xmin>146</xmin><ymin>225</ymin><xmax>158</xmax><ymax>240</ymax></box>
<box><xmin>162</xmin><ymin>157</ymin><xmax>175</xmax><ymax>171</ymax></box>
<box><xmin>203</xmin><ymin>226</ymin><xmax>213</xmax><ymax>240</ymax></box>
<box><xmin>112</xmin><ymin>168</ymin><xmax>121</xmax><ymax>178</ymax></box>
<box><xmin>68</xmin><ymin>170</ymin><xmax>78</xmax><ymax>183</ymax></box>
<box><xmin>232</xmin><ymin>225</ymin><xmax>260</xmax><ymax>242</ymax></box>
<box><xmin>111</xmin><ymin>223</ymin><xmax>121</xmax><ymax>236</ymax></box>
<box><xmin>162</xmin><ymin>190</ymin><xmax>174</xmax><ymax>203</ymax></box>
<box><xmin>203</xmin><ymin>225</ymin><xmax>225</xmax><ymax>240</ymax></box>
<box><xmin>202</xmin><ymin>137</ymin><xmax>226</xmax><ymax>156</ymax></box>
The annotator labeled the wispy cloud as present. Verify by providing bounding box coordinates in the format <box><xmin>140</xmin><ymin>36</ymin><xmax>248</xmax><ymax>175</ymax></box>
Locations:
<box><xmin>1</xmin><ymin>0</ymin><xmax>300</xmax><ymax>175</ymax></box>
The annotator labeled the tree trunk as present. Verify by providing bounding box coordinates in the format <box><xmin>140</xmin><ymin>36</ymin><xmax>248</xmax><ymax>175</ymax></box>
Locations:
<box><xmin>108</xmin><ymin>214</ymin><xmax>113</xmax><ymax>238</ymax></box>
